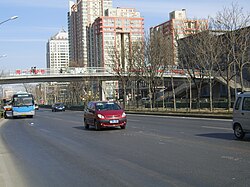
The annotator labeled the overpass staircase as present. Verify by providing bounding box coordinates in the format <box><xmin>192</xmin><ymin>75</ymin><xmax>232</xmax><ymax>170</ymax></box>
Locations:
<box><xmin>214</xmin><ymin>76</ymin><xmax>250</xmax><ymax>92</ymax></box>
<box><xmin>156</xmin><ymin>82</ymin><xmax>195</xmax><ymax>101</ymax></box>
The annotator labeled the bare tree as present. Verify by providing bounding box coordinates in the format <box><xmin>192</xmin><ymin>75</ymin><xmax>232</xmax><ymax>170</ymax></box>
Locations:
<box><xmin>172</xmin><ymin>16</ymin><xmax>210</xmax><ymax>111</ymax></box>
<box><xmin>235</xmin><ymin>27</ymin><xmax>250</xmax><ymax>92</ymax></box>
<box><xmin>213</xmin><ymin>2</ymin><xmax>250</xmax><ymax>109</ymax></box>
<box><xmin>127</xmin><ymin>41</ymin><xmax>145</xmax><ymax>108</ymax></box>
<box><xmin>107</xmin><ymin>44</ymin><xmax>131</xmax><ymax>108</ymax></box>
<box><xmin>188</xmin><ymin>30</ymin><xmax>222</xmax><ymax>111</ymax></box>
<box><xmin>199</xmin><ymin>30</ymin><xmax>222</xmax><ymax>111</ymax></box>
<box><xmin>137</xmin><ymin>32</ymin><xmax>172</xmax><ymax>109</ymax></box>
<box><xmin>178</xmin><ymin>34</ymin><xmax>209</xmax><ymax>110</ymax></box>
<box><xmin>67</xmin><ymin>81</ymin><xmax>85</xmax><ymax>106</ymax></box>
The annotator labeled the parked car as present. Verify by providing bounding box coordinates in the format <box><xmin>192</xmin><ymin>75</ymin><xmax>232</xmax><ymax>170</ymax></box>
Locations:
<box><xmin>3</xmin><ymin>104</ymin><xmax>12</xmax><ymax>119</ymax></box>
<box><xmin>52</xmin><ymin>103</ymin><xmax>66</xmax><ymax>112</ymax></box>
<box><xmin>84</xmin><ymin>101</ymin><xmax>127</xmax><ymax>130</ymax></box>
<box><xmin>232</xmin><ymin>92</ymin><xmax>250</xmax><ymax>139</ymax></box>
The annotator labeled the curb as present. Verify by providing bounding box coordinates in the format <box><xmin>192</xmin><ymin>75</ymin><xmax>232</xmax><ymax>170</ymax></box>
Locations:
<box><xmin>125</xmin><ymin>111</ymin><xmax>232</xmax><ymax>119</ymax></box>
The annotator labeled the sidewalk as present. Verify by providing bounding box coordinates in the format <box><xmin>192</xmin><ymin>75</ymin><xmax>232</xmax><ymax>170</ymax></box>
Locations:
<box><xmin>0</xmin><ymin>118</ymin><xmax>25</xmax><ymax>187</ymax></box>
<box><xmin>0</xmin><ymin>118</ymin><xmax>13</xmax><ymax>187</ymax></box>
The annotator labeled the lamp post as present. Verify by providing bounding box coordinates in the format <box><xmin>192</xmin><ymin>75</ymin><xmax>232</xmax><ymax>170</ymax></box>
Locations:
<box><xmin>0</xmin><ymin>16</ymin><xmax>18</xmax><ymax>26</ymax></box>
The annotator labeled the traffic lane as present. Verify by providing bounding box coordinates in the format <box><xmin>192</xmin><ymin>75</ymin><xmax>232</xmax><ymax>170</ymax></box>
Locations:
<box><xmin>39</xmin><ymin>108</ymin><xmax>231</xmax><ymax>133</ymax></box>
<box><xmin>42</xmin><ymin>111</ymin><xmax>250</xmax><ymax>186</ymax></box>
<box><xmin>110</xmin><ymin>115</ymin><xmax>250</xmax><ymax>186</ymax></box>
<box><xmin>21</xmin><ymin>110</ymin><xmax>250</xmax><ymax>164</ymax></box>
<box><xmin>126</xmin><ymin>114</ymin><xmax>250</xmax><ymax>185</ymax></box>
<box><xmin>128</xmin><ymin>113</ymin><xmax>232</xmax><ymax>132</ymax></box>
<box><xmin>2</xmin><ymin>110</ymin><xmax>250</xmax><ymax>187</ymax></box>
<box><xmin>128</xmin><ymin>114</ymin><xmax>250</xmax><ymax>154</ymax></box>
<box><xmin>128</xmin><ymin>114</ymin><xmax>234</xmax><ymax>140</ymax></box>
<box><xmin>3</xmin><ymin>111</ymin><xmax>188</xmax><ymax>187</ymax></box>
<box><xmin>1</xmin><ymin>116</ymin><xmax>140</xmax><ymax>187</ymax></box>
<box><xmin>0</xmin><ymin>114</ymin><xmax>204</xmax><ymax>187</ymax></box>
<box><xmin>35</xmin><ymin>110</ymin><xmax>233</xmax><ymax>147</ymax></box>
<box><xmin>39</xmin><ymin>109</ymin><xmax>232</xmax><ymax>135</ymax></box>
<box><xmin>0</xmin><ymin>114</ymin><xmax>196</xmax><ymax>187</ymax></box>
<box><xmin>36</xmin><ymin>110</ymin><xmax>250</xmax><ymax>167</ymax></box>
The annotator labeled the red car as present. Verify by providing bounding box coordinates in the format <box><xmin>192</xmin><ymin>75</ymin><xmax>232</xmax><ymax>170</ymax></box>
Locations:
<box><xmin>84</xmin><ymin>101</ymin><xmax>127</xmax><ymax>130</ymax></box>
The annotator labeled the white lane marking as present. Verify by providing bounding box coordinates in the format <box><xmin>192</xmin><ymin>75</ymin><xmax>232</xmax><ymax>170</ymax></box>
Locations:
<box><xmin>221</xmin><ymin>155</ymin><xmax>241</xmax><ymax>161</ymax></box>
<box><xmin>128</xmin><ymin>119</ymin><xmax>141</xmax><ymax>122</ymax></box>
<box><xmin>202</xmin><ymin>126</ymin><xmax>232</xmax><ymax>131</ymax></box>
<box><xmin>136</xmin><ymin>131</ymin><xmax>172</xmax><ymax>140</ymax></box>
<box><xmin>158</xmin><ymin>142</ymin><xmax>165</xmax><ymax>145</ymax></box>
<box><xmin>29</xmin><ymin>122</ymin><xmax>34</xmax><ymax>127</ymax></box>
<box><xmin>130</xmin><ymin>126</ymin><xmax>139</xmax><ymax>129</ymax></box>
<box><xmin>39</xmin><ymin>128</ymin><xmax>51</xmax><ymax>133</ymax></box>
<box><xmin>128</xmin><ymin>114</ymin><xmax>232</xmax><ymax>122</ymax></box>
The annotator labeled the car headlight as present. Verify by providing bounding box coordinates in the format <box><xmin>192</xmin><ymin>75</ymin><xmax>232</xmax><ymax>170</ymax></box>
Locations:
<box><xmin>122</xmin><ymin>112</ymin><xmax>126</xmax><ymax>118</ymax></box>
<box><xmin>97</xmin><ymin>114</ymin><xmax>105</xmax><ymax>119</ymax></box>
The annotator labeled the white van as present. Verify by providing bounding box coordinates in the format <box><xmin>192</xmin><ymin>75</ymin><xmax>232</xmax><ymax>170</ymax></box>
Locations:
<box><xmin>232</xmin><ymin>92</ymin><xmax>250</xmax><ymax>139</ymax></box>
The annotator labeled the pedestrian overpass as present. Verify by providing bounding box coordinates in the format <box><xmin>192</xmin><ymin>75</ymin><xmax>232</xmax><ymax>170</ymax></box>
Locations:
<box><xmin>0</xmin><ymin>67</ymin><xmax>189</xmax><ymax>85</ymax></box>
<box><xmin>2</xmin><ymin>67</ymin><xmax>248</xmax><ymax>102</ymax></box>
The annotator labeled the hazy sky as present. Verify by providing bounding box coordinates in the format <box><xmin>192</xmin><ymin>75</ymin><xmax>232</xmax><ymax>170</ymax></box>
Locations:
<box><xmin>0</xmin><ymin>0</ymin><xmax>249</xmax><ymax>71</ymax></box>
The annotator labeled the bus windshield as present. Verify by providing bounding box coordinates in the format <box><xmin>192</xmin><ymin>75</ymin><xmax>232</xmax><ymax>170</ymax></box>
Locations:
<box><xmin>12</xmin><ymin>95</ymin><xmax>34</xmax><ymax>107</ymax></box>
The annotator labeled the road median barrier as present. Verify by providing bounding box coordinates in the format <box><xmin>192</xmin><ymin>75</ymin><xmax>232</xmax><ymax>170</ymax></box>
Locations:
<box><xmin>39</xmin><ymin>104</ymin><xmax>232</xmax><ymax>119</ymax></box>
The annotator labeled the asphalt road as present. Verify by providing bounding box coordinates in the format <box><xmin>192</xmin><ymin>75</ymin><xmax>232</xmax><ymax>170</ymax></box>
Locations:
<box><xmin>0</xmin><ymin>109</ymin><xmax>250</xmax><ymax>187</ymax></box>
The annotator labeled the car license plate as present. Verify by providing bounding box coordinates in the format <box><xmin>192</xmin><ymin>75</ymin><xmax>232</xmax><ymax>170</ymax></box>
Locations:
<box><xmin>110</xmin><ymin>120</ymin><xmax>119</xmax><ymax>124</ymax></box>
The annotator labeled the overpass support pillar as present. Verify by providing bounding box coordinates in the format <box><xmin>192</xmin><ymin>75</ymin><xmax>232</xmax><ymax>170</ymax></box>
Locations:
<box><xmin>100</xmin><ymin>80</ymin><xmax>118</xmax><ymax>101</ymax></box>
<box><xmin>99</xmin><ymin>81</ymin><xmax>103</xmax><ymax>101</ymax></box>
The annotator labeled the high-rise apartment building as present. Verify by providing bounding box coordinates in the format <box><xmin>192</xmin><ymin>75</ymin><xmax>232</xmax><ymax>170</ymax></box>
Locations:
<box><xmin>44</xmin><ymin>29</ymin><xmax>70</xmax><ymax>105</ymax></box>
<box><xmin>46</xmin><ymin>29</ymin><xmax>69</xmax><ymax>72</ymax></box>
<box><xmin>68</xmin><ymin>0</ymin><xmax>113</xmax><ymax>67</ymax></box>
<box><xmin>150</xmin><ymin>9</ymin><xmax>208</xmax><ymax>65</ymax></box>
<box><xmin>68</xmin><ymin>1</ymin><xmax>143</xmax><ymax>100</ymax></box>
<box><xmin>68</xmin><ymin>1</ymin><xmax>78</xmax><ymax>66</ymax></box>
<box><xmin>89</xmin><ymin>7</ymin><xmax>144</xmax><ymax>69</ymax></box>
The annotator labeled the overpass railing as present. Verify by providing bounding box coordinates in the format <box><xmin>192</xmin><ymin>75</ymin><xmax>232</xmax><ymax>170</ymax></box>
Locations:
<box><xmin>0</xmin><ymin>67</ymin><xmax>202</xmax><ymax>79</ymax></box>
<box><xmin>0</xmin><ymin>67</ymin><xmax>113</xmax><ymax>77</ymax></box>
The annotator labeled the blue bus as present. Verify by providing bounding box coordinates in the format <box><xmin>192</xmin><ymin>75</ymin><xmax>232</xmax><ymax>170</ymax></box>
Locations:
<box><xmin>11</xmin><ymin>92</ymin><xmax>35</xmax><ymax>118</ymax></box>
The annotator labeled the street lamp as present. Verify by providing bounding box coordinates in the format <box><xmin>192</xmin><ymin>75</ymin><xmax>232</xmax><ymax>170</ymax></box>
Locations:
<box><xmin>0</xmin><ymin>16</ymin><xmax>18</xmax><ymax>26</ymax></box>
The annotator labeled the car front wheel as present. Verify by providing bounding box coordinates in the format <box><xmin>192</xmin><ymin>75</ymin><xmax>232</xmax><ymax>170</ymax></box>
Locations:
<box><xmin>234</xmin><ymin>124</ymin><xmax>245</xmax><ymax>140</ymax></box>
<box><xmin>94</xmin><ymin>121</ymin><xmax>101</xmax><ymax>131</ymax></box>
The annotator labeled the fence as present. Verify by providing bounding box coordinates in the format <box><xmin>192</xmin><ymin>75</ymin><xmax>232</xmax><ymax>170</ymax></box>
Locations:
<box><xmin>130</xmin><ymin>100</ymin><xmax>234</xmax><ymax>110</ymax></box>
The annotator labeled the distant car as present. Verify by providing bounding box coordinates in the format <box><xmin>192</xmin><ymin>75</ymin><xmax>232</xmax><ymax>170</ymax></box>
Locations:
<box><xmin>35</xmin><ymin>104</ymin><xmax>39</xmax><ymax>110</ymax></box>
<box><xmin>84</xmin><ymin>101</ymin><xmax>127</xmax><ymax>130</ymax></box>
<box><xmin>141</xmin><ymin>97</ymin><xmax>150</xmax><ymax>102</ymax></box>
<box><xmin>52</xmin><ymin>103</ymin><xmax>66</xmax><ymax>112</ymax></box>
<box><xmin>232</xmin><ymin>92</ymin><xmax>250</xmax><ymax>140</ymax></box>
<box><xmin>141</xmin><ymin>97</ymin><xmax>150</xmax><ymax>101</ymax></box>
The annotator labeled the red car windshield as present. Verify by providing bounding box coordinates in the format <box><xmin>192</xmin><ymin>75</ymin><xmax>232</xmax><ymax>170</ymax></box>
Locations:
<box><xmin>96</xmin><ymin>103</ymin><xmax>121</xmax><ymax>111</ymax></box>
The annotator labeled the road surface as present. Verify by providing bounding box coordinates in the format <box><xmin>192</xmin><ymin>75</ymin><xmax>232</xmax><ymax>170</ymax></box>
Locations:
<box><xmin>0</xmin><ymin>109</ymin><xmax>249</xmax><ymax>187</ymax></box>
